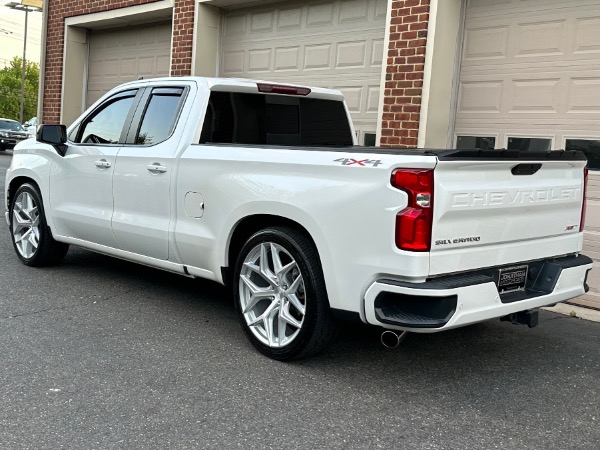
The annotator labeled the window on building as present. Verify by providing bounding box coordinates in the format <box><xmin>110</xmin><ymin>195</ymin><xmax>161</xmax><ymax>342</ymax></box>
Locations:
<box><xmin>135</xmin><ymin>88</ymin><xmax>185</xmax><ymax>145</ymax></box>
<box><xmin>456</xmin><ymin>135</ymin><xmax>496</xmax><ymax>150</ymax></box>
<box><xmin>565</xmin><ymin>139</ymin><xmax>600</xmax><ymax>170</ymax></box>
<box><xmin>199</xmin><ymin>92</ymin><xmax>353</xmax><ymax>146</ymax></box>
<box><xmin>507</xmin><ymin>137</ymin><xmax>551</xmax><ymax>152</ymax></box>
<box><xmin>74</xmin><ymin>90</ymin><xmax>138</xmax><ymax>144</ymax></box>
<box><xmin>364</xmin><ymin>133</ymin><xmax>376</xmax><ymax>147</ymax></box>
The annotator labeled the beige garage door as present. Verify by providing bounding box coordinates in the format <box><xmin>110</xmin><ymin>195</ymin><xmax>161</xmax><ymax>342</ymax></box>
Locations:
<box><xmin>220</xmin><ymin>0</ymin><xmax>386</xmax><ymax>145</ymax></box>
<box><xmin>455</xmin><ymin>0</ymin><xmax>600</xmax><ymax>309</ymax></box>
<box><xmin>87</xmin><ymin>22</ymin><xmax>172</xmax><ymax>108</ymax></box>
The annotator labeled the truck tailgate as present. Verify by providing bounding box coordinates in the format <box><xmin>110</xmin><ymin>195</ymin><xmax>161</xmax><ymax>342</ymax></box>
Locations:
<box><xmin>429</xmin><ymin>152</ymin><xmax>586</xmax><ymax>276</ymax></box>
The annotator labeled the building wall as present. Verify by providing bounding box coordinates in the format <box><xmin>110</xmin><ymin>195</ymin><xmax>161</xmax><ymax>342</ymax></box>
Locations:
<box><xmin>380</xmin><ymin>0</ymin><xmax>430</xmax><ymax>147</ymax></box>
<box><xmin>171</xmin><ymin>0</ymin><xmax>195</xmax><ymax>76</ymax></box>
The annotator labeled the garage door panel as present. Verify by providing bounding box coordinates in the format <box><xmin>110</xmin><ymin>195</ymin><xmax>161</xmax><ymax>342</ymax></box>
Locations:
<box><xmin>222</xmin><ymin>39</ymin><xmax>384</xmax><ymax>76</ymax></box>
<box><xmin>136</xmin><ymin>57</ymin><xmax>155</xmax><ymax>76</ymax></box>
<box><xmin>515</xmin><ymin>19</ymin><xmax>567</xmax><ymax>58</ymax></box>
<box><xmin>87</xmin><ymin>22</ymin><xmax>171</xmax><ymax>108</ymax></box>
<box><xmin>508</xmin><ymin>78</ymin><xmax>561</xmax><ymax>114</ymax></box>
<box><xmin>457</xmin><ymin>80</ymin><xmax>503</xmax><ymax>114</ymax></box>
<box><xmin>336</xmin><ymin>41</ymin><xmax>368</xmax><ymax>69</ymax></box>
<box><xmin>467</xmin><ymin>0</ymin><xmax>600</xmax><ymax>19</ymax></box>
<box><xmin>575</xmin><ymin>17</ymin><xmax>600</xmax><ymax>54</ymax></box>
<box><xmin>250</xmin><ymin>11</ymin><xmax>274</xmax><ymax>33</ymax></box>
<box><xmin>248</xmin><ymin>49</ymin><xmax>272</xmax><ymax>72</ymax></box>
<box><xmin>458</xmin><ymin>71</ymin><xmax>600</xmax><ymax>121</ymax></box>
<box><xmin>568</xmin><ymin>77</ymin><xmax>600</xmax><ymax>113</ymax></box>
<box><xmin>366</xmin><ymin>85</ymin><xmax>380</xmax><ymax>113</ymax></box>
<box><xmin>274</xmin><ymin>46</ymin><xmax>301</xmax><ymax>71</ymax></box>
<box><xmin>340</xmin><ymin>0</ymin><xmax>368</xmax><ymax>22</ymax></box>
<box><xmin>224</xmin><ymin>13</ymin><xmax>245</xmax><ymax>36</ymax></box>
<box><xmin>463</xmin><ymin>26</ymin><xmax>509</xmax><ymax>61</ymax></box>
<box><xmin>302</xmin><ymin>45</ymin><xmax>329</xmax><ymax>71</ymax></box>
<box><xmin>277</xmin><ymin>7</ymin><xmax>302</xmax><ymax>31</ymax></box>
<box><xmin>463</xmin><ymin>6</ymin><xmax>600</xmax><ymax>69</ymax></box>
<box><xmin>371</xmin><ymin>38</ymin><xmax>384</xmax><ymax>66</ymax></box>
<box><xmin>307</xmin><ymin>3</ymin><xmax>334</xmax><ymax>27</ymax></box>
<box><xmin>222</xmin><ymin>51</ymin><xmax>244</xmax><ymax>74</ymax></box>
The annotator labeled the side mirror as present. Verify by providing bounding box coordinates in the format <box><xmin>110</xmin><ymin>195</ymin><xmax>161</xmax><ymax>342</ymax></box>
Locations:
<box><xmin>37</xmin><ymin>124</ymin><xmax>68</xmax><ymax>157</ymax></box>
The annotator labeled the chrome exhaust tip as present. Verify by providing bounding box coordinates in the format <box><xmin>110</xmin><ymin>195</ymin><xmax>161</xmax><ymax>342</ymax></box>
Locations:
<box><xmin>381</xmin><ymin>330</ymin><xmax>408</xmax><ymax>348</ymax></box>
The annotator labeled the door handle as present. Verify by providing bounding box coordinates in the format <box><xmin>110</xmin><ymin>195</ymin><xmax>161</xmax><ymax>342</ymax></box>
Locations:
<box><xmin>94</xmin><ymin>159</ymin><xmax>111</xmax><ymax>169</ymax></box>
<box><xmin>147</xmin><ymin>163</ymin><xmax>167</xmax><ymax>174</ymax></box>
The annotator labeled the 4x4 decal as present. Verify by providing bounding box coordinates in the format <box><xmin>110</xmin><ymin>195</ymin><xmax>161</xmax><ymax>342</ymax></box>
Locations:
<box><xmin>334</xmin><ymin>158</ymin><xmax>383</xmax><ymax>167</ymax></box>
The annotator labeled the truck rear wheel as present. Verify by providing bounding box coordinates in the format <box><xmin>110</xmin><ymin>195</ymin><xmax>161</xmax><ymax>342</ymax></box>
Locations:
<box><xmin>233</xmin><ymin>226</ymin><xmax>337</xmax><ymax>360</ymax></box>
<box><xmin>10</xmin><ymin>183</ymin><xmax>69</xmax><ymax>266</ymax></box>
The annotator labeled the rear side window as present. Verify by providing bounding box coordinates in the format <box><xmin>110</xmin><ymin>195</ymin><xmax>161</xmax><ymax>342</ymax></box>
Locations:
<box><xmin>199</xmin><ymin>92</ymin><xmax>352</xmax><ymax>146</ymax></box>
<box><xmin>135</xmin><ymin>88</ymin><xmax>185</xmax><ymax>145</ymax></box>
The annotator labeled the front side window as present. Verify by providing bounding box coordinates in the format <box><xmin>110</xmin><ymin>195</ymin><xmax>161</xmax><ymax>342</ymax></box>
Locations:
<box><xmin>74</xmin><ymin>90</ymin><xmax>137</xmax><ymax>144</ymax></box>
<box><xmin>135</xmin><ymin>88</ymin><xmax>185</xmax><ymax>145</ymax></box>
<box><xmin>199</xmin><ymin>92</ymin><xmax>353</xmax><ymax>146</ymax></box>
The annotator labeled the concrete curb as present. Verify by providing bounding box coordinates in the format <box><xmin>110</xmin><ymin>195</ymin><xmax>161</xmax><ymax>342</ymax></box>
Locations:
<box><xmin>543</xmin><ymin>303</ymin><xmax>600</xmax><ymax>323</ymax></box>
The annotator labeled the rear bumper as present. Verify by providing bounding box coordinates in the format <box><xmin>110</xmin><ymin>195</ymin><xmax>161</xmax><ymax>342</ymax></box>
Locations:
<box><xmin>364</xmin><ymin>254</ymin><xmax>593</xmax><ymax>332</ymax></box>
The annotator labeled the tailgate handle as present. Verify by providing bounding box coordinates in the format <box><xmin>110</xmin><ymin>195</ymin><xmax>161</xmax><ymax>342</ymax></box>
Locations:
<box><xmin>511</xmin><ymin>163</ymin><xmax>542</xmax><ymax>175</ymax></box>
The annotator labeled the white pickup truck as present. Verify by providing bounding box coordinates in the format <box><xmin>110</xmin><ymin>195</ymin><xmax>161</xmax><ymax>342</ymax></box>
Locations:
<box><xmin>4</xmin><ymin>77</ymin><xmax>592</xmax><ymax>360</ymax></box>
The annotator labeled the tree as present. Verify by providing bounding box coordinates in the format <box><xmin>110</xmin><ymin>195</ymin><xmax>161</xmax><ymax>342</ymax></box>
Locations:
<box><xmin>0</xmin><ymin>57</ymin><xmax>39</xmax><ymax>122</ymax></box>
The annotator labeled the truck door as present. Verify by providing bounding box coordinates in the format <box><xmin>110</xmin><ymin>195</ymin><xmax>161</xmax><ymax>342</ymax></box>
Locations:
<box><xmin>111</xmin><ymin>86</ymin><xmax>187</xmax><ymax>260</ymax></box>
<box><xmin>49</xmin><ymin>89</ymin><xmax>141</xmax><ymax>248</ymax></box>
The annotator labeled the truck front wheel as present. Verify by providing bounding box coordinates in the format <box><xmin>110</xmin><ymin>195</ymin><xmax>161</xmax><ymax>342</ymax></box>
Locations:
<box><xmin>10</xmin><ymin>183</ymin><xmax>69</xmax><ymax>266</ymax></box>
<box><xmin>233</xmin><ymin>226</ymin><xmax>337</xmax><ymax>360</ymax></box>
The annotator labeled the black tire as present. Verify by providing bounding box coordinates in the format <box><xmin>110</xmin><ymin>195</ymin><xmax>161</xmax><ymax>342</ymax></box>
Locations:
<box><xmin>233</xmin><ymin>226</ymin><xmax>338</xmax><ymax>360</ymax></box>
<box><xmin>9</xmin><ymin>183</ymin><xmax>69</xmax><ymax>266</ymax></box>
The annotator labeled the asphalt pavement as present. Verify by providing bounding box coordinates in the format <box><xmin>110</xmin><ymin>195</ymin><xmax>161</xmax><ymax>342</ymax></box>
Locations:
<box><xmin>1</xmin><ymin>150</ymin><xmax>599</xmax><ymax>449</ymax></box>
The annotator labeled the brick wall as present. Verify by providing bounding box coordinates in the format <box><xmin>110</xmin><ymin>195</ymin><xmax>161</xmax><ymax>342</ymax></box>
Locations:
<box><xmin>43</xmin><ymin>0</ymin><xmax>161</xmax><ymax>123</ymax></box>
<box><xmin>380</xmin><ymin>0</ymin><xmax>430</xmax><ymax>148</ymax></box>
<box><xmin>171</xmin><ymin>0</ymin><xmax>195</xmax><ymax>76</ymax></box>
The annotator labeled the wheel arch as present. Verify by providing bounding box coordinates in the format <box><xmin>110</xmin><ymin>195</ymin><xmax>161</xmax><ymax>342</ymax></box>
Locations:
<box><xmin>7</xmin><ymin>176</ymin><xmax>41</xmax><ymax>212</ymax></box>
<box><xmin>7</xmin><ymin>173</ymin><xmax>58</xmax><ymax>240</ymax></box>
<box><xmin>224</xmin><ymin>214</ymin><xmax>323</xmax><ymax>287</ymax></box>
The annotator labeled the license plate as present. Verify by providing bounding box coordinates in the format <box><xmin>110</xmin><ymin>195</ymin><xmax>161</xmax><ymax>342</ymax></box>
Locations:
<box><xmin>498</xmin><ymin>265</ymin><xmax>528</xmax><ymax>293</ymax></box>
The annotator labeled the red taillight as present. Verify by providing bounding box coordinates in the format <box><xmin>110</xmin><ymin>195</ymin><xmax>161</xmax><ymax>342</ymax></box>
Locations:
<box><xmin>257</xmin><ymin>83</ymin><xmax>311</xmax><ymax>96</ymax></box>
<box><xmin>581</xmin><ymin>167</ymin><xmax>588</xmax><ymax>232</ymax></box>
<box><xmin>391</xmin><ymin>169</ymin><xmax>434</xmax><ymax>251</ymax></box>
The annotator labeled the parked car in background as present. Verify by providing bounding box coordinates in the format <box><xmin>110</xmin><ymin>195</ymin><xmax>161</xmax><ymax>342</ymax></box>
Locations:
<box><xmin>0</xmin><ymin>119</ymin><xmax>29</xmax><ymax>151</ymax></box>
<box><xmin>23</xmin><ymin>117</ymin><xmax>38</xmax><ymax>138</ymax></box>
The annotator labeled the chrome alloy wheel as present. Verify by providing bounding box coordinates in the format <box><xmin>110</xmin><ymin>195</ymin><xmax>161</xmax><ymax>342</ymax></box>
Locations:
<box><xmin>239</xmin><ymin>242</ymin><xmax>307</xmax><ymax>348</ymax></box>
<box><xmin>12</xmin><ymin>191</ymin><xmax>40</xmax><ymax>259</ymax></box>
